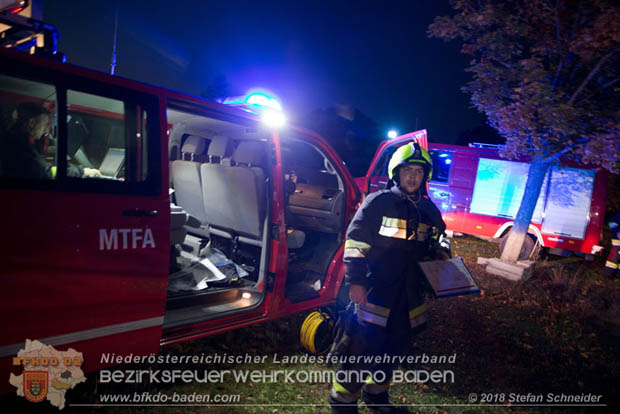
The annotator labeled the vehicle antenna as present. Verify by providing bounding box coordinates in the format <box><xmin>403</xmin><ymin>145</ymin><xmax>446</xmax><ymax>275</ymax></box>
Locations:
<box><xmin>110</xmin><ymin>6</ymin><xmax>119</xmax><ymax>75</ymax></box>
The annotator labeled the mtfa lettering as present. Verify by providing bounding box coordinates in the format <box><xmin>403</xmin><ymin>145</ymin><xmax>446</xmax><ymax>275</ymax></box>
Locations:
<box><xmin>99</xmin><ymin>228</ymin><xmax>156</xmax><ymax>250</ymax></box>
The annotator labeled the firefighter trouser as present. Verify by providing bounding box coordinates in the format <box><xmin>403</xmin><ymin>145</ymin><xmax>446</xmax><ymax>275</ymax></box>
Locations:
<box><xmin>330</xmin><ymin>308</ymin><xmax>412</xmax><ymax>405</ymax></box>
<box><xmin>605</xmin><ymin>239</ymin><xmax>620</xmax><ymax>278</ymax></box>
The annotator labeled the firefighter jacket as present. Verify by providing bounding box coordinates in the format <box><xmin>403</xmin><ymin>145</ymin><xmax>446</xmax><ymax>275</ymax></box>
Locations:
<box><xmin>0</xmin><ymin>126</ymin><xmax>84</xmax><ymax>179</ymax></box>
<box><xmin>343</xmin><ymin>185</ymin><xmax>446</xmax><ymax>331</ymax></box>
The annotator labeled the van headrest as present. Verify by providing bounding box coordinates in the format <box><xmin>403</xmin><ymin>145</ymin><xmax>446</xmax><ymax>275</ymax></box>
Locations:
<box><xmin>181</xmin><ymin>135</ymin><xmax>207</xmax><ymax>155</ymax></box>
<box><xmin>233</xmin><ymin>141</ymin><xmax>266</xmax><ymax>167</ymax></box>
<box><xmin>207</xmin><ymin>136</ymin><xmax>233</xmax><ymax>160</ymax></box>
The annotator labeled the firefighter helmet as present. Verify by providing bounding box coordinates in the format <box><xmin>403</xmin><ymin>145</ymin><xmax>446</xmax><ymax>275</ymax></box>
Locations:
<box><xmin>387</xmin><ymin>142</ymin><xmax>433</xmax><ymax>181</ymax></box>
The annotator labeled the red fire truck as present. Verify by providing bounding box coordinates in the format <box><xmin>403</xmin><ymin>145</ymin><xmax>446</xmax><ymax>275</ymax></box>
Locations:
<box><xmin>359</xmin><ymin>137</ymin><xmax>607</xmax><ymax>259</ymax></box>
<box><xmin>0</xmin><ymin>11</ymin><xmax>430</xmax><ymax>387</ymax></box>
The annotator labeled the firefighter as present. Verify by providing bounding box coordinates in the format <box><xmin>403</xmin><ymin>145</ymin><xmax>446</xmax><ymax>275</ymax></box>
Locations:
<box><xmin>0</xmin><ymin>102</ymin><xmax>100</xmax><ymax>179</ymax></box>
<box><xmin>605</xmin><ymin>211</ymin><xmax>620</xmax><ymax>278</ymax></box>
<box><xmin>329</xmin><ymin>142</ymin><xmax>448</xmax><ymax>414</ymax></box>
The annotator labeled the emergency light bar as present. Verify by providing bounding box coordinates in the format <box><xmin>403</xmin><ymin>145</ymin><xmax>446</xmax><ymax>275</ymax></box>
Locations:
<box><xmin>244</xmin><ymin>92</ymin><xmax>282</xmax><ymax>112</ymax></box>
<box><xmin>224</xmin><ymin>91</ymin><xmax>286</xmax><ymax>128</ymax></box>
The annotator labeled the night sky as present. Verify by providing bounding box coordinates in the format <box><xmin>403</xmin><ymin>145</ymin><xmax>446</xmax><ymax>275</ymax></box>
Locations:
<box><xmin>41</xmin><ymin>0</ymin><xmax>486</xmax><ymax>143</ymax></box>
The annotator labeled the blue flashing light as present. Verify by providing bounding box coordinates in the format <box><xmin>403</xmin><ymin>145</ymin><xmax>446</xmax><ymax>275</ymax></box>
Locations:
<box><xmin>244</xmin><ymin>92</ymin><xmax>282</xmax><ymax>112</ymax></box>
<box><xmin>224</xmin><ymin>91</ymin><xmax>285</xmax><ymax>128</ymax></box>
<box><xmin>445</xmin><ymin>159</ymin><xmax>452</xmax><ymax>164</ymax></box>
<box><xmin>387</xmin><ymin>130</ymin><xmax>398</xmax><ymax>139</ymax></box>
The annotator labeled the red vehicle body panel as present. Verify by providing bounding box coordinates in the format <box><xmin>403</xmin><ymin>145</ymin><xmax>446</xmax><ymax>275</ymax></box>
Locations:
<box><xmin>0</xmin><ymin>46</ymin><xmax>363</xmax><ymax>388</ymax></box>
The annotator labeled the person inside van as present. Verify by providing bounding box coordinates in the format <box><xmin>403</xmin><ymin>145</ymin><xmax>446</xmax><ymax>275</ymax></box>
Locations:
<box><xmin>0</xmin><ymin>102</ymin><xmax>100</xmax><ymax>179</ymax></box>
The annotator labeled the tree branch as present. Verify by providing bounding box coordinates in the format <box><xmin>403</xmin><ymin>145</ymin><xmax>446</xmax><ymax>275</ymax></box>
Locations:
<box><xmin>551</xmin><ymin>53</ymin><xmax>569</xmax><ymax>90</ymax></box>
<box><xmin>569</xmin><ymin>60</ymin><xmax>584</xmax><ymax>81</ymax></box>
<box><xmin>568</xmin><ymin>50</ymin><xmax>617</xmax><ymax>106</ymax></box>
<box><xmin>569</xmin><ymin>0</ymin><xmax>582</xmax><ymax>41</ymax></box>
<box><xmin>600</xmin><ymin>76</ymin><xmax>620</xmax><ymax>91</ymax></box>
<box><xmin>544</xmin><ymin>136</ymin><xmax>593</xmax><ymax>162</ymax></box>
<box><xmin>551</xmin><ymin>0</ymin><xmax>566</xmax><ymax>90</ymax></box>
<box><xmin>491</xmin><ymin>57</ymin><xmax>512</xmax><ymax>69</ymax></box>
<box><xmin>554</xmin><ymin>0</ymin><xmax>562</xmax><ymax>49</ymax></box>
<box><xmin>582</xmin><ymin>76</ymin><xmax>620</xmax><ymax>102</ymax></box>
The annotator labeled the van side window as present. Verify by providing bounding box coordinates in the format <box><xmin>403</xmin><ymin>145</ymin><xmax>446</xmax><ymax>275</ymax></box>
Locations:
<box><xmin>0</xmin><ymin>73</ymin><xmax>155</xmax><ymax>189</ymax></box>
<box><xmin>281</xmin><ymin>140</ymin><xmax>338</xmax><ymax>188</ymax></box>
<box><xmin>0</xmin><ymin>74</ymin><xmax>58</xmax><ymax>180</ymax></box>
<box><xmin>371</xmin><ymin>146</ymin><xmax>398</xmax><ymax>178</ymax></box>
<box><xmin>280</xmin><ymin>138</ymin><xmax>345</xmax><ymax>234</ymax></box>
<box><xmin>429</xmin><ymin>150</ymin><xmax>452</xmax><ymax>183</ymax></box>
<box><xmin>67</xmin><ymin>90</ymin><xmax>148</xmax><ymax>182</ymax></box>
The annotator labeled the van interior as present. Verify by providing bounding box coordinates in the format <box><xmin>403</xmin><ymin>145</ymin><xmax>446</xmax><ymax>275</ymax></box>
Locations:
<box><xmin>0</xmin><ymin>72</ymin><xmax>347</xmax><ymax>329</ymax></box>
<box><xmin>165</xmin><ymin>105</ymin><xmax>346</xmax><ymax>328</ymax></box>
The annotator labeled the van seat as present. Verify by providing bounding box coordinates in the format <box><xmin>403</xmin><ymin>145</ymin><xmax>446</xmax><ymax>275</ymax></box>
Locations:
<box><xmin>170</xmin><ymin>203</ymin><xmax>200</xmax><ymax>246</ymax></box>
<box><xmin>233</xmin><ymin>140</ymin><xmax>266</xmax><ymax>167</ymax></box>
<box><xmin>171</xmin><ymin>135</ymin><xmax>208</xmax><ymax>223</ymax></box>
<box><xmin>207</xmin><ymin>135</ymin><xmax>233</xmax><ymax>163</ymax></box>
<box><xmin>201</xmin><ymin>140</ymin><xmax>267</xmax><ymax>243</ymax></box>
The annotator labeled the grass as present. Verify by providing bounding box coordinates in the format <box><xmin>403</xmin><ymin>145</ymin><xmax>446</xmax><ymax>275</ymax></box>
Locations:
<box><xmin>4</xmin><ymin>236</ymin><xmax>619</xmax><ymax>413</ymax></box>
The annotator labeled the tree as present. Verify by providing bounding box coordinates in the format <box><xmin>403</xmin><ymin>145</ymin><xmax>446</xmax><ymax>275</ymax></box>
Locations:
<box><xmin>429</xmin><ymin>0</ymin><xmax>620</xmax><ymax>262</ymax></box>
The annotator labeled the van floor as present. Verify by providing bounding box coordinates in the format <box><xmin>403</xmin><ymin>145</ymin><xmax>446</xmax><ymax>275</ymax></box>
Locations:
<box><xmin>285</xmin><ymin>231</ymin><xmax>340</xmax><ymax>303</ymax></box>
<box><xmin>167</xmin><ymin>249</ymin><xmax>253</xmax><ymax>294</ymax></box>
<box><xmin>163</xmin><ymin>284</ymin><xmax>262</xmax><ymax>329</ymax></box>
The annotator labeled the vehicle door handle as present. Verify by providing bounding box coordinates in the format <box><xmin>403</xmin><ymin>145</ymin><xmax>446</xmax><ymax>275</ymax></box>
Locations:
<box><xmin>123</xmin><ymin>209</ymin><xmax>159</xmax><ymax>217</ymax></box>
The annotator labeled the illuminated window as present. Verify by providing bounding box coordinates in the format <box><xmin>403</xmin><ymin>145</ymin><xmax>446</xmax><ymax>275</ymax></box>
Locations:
<box><xmin>429</xmin><ymin>150</ymin><xmax>452</xmax><ymax>183</ymax></box>
<box><xmin>67</xmin><ymin>90</ymin><xmax>149</xmax><ymax>182</ymax></box>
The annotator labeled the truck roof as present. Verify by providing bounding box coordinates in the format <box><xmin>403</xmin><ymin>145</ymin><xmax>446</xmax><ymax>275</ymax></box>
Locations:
<box><xmin>428</xmin><ymin>141</ymin><xmax>606</xmax><ymax>171</ymax></box>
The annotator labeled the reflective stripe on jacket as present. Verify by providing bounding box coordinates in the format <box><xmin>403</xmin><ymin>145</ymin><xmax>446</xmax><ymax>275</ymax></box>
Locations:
<box><xmin>344</xmin><ymin>186</ymin><xmax>445</xmax><ymax>328</ymax></box>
